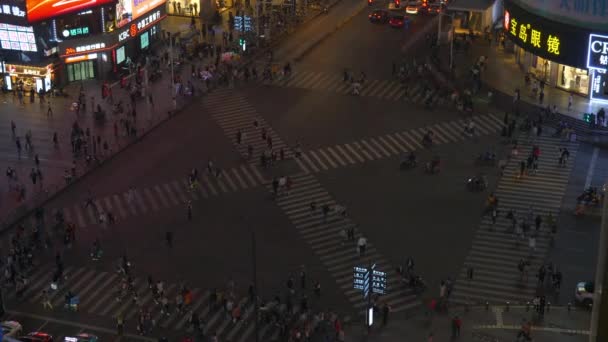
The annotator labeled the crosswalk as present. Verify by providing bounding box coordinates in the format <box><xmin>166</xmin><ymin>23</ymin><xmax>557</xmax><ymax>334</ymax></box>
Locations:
<box><xmin>450</xmin><ymin>135</ymin><xmax>579</xmax><ymax>305</ymax></box>
<box><xmin>271</xmin><ymin>173</ymin><xmax>420</xmax><ymax>313</ymax></box>
<box><xmin>295</xmin><ymin>114</ymin><xmax>504</xmax><ymax>173</ymax></box>
<box><xmin>59</xmin><ymin>164</ymin><xmax>266</xmax><ymax>228</ymax></box>
<box><xmin>202</xmin><ymin>89</ymin><xmax>294</xmax><ymax>163</ymax></box>
<box><xmin>2</xmin><ymin>265</ymin><xmax>279</xmax><ymax>342</ymax></box>
<box><xmin>258</xmin><ymin>69</ymin><xmax>448</xmax><ymax>106</ymax></box>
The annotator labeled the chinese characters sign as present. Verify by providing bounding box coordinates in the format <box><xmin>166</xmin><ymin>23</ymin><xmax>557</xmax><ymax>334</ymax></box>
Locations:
<box><xmin>0</xmin><ymin>4</ymin><xmax>25</xmax><ymax>18</ymax></box>
<box><xmin>65</xmin><ymin>42</ymin><xmax>106</xmax><ymax>55</ymax></box>
<box><xmin>504</xmin><ymin>0</ymin><xmax>590</xmax><ymax>68</ymax></box>
<box><xmin>588</xmin><ymin>34</ymin><xmax>608</xmax><ymax>71</ymax></box>
<box><xmin>506</xmin><ymin>11</ymin><xmax>561</xmax><ymax>57</ymax></box>
<box><xmin>117</xmin><ymin>10</ymin><xmax>161</xmax><ymax>42</ymax></box>
<box><xmin>353</xmin><ymin>265</ymin><xmax>387</xmax><ymax>298</ymax></box>
<box><xmin>0</xmin><ymin>23</ymin><xmax>37</xmax><ymax>52</ymax></box>
<box><xmin>62</xmin><ymin>26</ymin><xmax>90</xmax><ymax>38</ymax></box>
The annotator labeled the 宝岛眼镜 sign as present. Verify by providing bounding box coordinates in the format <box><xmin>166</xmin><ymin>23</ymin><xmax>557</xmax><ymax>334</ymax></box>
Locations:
<box><xmin>588</xmin><ymin>34</ymin><xmax>608</xmax><ymax>71</ymax></box>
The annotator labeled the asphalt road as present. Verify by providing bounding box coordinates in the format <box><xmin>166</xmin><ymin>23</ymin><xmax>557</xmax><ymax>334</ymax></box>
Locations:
<box><xmin>1</xmin><ymin>2</ymin><xmax>601</xmax><ymax>341</ymax></box>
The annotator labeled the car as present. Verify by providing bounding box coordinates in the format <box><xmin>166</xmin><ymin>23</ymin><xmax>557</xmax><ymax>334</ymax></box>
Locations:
<box><xmin>19</xmin><ymin>332</ymin><xmax>54</xmax><ymax>342</ymax></box>
<box><xmin>574</xmin><ymin>281</ymin><xmax>594</xmax><ymax>306</ymax></box>
<box><xmin>64</xmin><ymin>333</ymin><xmax>99</xmax><ymax>342</ymax></box>
<box><xmin>389</xmin><ymin>15</ymin><xmax>406</xmax><ymax>28</ymax></box>
<box><xmin>421</xmin><ymin>2</ymin><xmax>444</xmax><ymax>14</ymax></box>
<box><xmin>1</xmin><ymin>321</ymin><xmax>23</xmax><ymax>338</ymax></box>
<box><xmin>369</xmin><ymin>9</ymin><xmax>389</xmax><ymax>23</ymax></box>
<box><xmin>405</xmin><ymin>1</ymin><xmax>421</xmax><ymax>14</ymax></box>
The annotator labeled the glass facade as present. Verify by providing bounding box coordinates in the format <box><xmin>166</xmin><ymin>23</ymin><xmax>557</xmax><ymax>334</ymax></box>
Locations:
<box><xmin>67</xmin><ymin>60</ymin><xmax>96</xmax><ymax>81</ymax></box>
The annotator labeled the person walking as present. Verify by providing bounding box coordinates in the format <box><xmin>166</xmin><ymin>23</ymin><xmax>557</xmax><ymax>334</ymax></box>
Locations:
<box><xmin>382</xmin><ymin>303</ymin><xmax>390</xmax><ymax>326</ymax></box>
<box><xmin>451</xmin><ymin>316</ymin><xmax>462</xmax><ymax>338</ymax></box>
<box><xmin>47</xmin><ymin>101</ymin><xmax>53</xmax><ymax>116</ymax></box>
<box><xmin>41</xmin><ymin>290</ymin><xmax>53</xmax><ymax>309</ymax></box>
<box><xmin>187</xmin><ymin>201</ymin><xmax>192</xmax><ymax>221</ymax></box>
<box><xmin>357</xmin><ymin>236</ymin><xmax>367</xmax><ymax>256</ymax></box>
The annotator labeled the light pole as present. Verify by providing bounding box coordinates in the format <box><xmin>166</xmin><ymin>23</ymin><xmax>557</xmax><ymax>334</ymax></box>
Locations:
<box><xmin>169</xmin><ymin>31</ymin><xmax>175</xmax><ymax>109</ymax></box>
<box><xmin>590</xmin><ymin>192</ymin><xmax>608</xmax><ymax>341</ymax></box>
<box><xmin>251</xmin><ymin>230</ymin><xmax>260</xmax><ymax>342</ymax></box>
<box><xmin>436</xmin><ymin>12</ymin><xmax>455</xmax><ymax>71</ymax></box>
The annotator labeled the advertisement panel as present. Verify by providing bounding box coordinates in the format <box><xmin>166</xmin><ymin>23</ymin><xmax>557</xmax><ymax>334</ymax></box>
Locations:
<box><xmin>26</xmin><ymin>0</ymin><xmax>114</xmax><ymax>23</ymax></box>
<box><xmin>588</xmin><ymin>34</ymin><xmax>608</xmax><ymax>71</ymax></box>
<box><xmin>504</xmin><ymin>0</ymin><xmax>589</xmax><ymax>68</ymax></box>
<box><xmin>116</xmin><ymin>0</ymin><xmax>166</xmax><ymax>28</ymax></box>
<box><xmin>0</xmin><ymin>23</ymin><xmax>37</xmax><ymax>52</ymax></box>
<box><xmin>508</xmin><ymin>0</ymin><xmax>608</xmax><ymax>31</ymax></box>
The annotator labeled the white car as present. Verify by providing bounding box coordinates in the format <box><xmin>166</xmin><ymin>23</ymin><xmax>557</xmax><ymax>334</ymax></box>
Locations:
<box><xmin>1</xmin><ymin>321</ymin><xmax>23</xmax><ymax>338</ymax></box>
<box><xmin>405</xmin><ymin>0</ymin><xmax>421</xmax><ymax>14</ymax></box>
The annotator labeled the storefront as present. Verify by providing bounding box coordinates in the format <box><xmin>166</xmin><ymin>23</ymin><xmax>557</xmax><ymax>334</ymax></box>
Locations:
<box><xmin>58</xmin><ymin>34</ymin><xmax>116</xmax><ymax>82</ymax></box>
<box><xmin>1</xmin><ymin>62</ymin><xmax>54</xmax><ymax>92</ymax></box>
<box><xmin>114</xmin><ymin>6</ymin><xmax>165</xmax><ymax>72</ymax></box>
<box><xmin>55</xmin><ymin>2</ymin><xmax>166</xmax><ymax>83</ymax></box>
<box><xmin>503</xmin><ymin>0</ymin><xmax>608</xmax><ymax>101</ymax></box>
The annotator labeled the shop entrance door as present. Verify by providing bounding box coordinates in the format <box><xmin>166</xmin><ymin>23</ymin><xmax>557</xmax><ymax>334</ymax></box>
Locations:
<box><xmin>67</xmin><ymin>60</ymin><xmax>96</xmax><ymax>82</ymax></box>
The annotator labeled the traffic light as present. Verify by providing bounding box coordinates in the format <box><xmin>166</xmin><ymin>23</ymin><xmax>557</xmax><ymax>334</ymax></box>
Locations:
<box><xmin>238</xmin><ymin>38</ymin><xmax>246</xmax><ymax>51</ymax></box>
<box><xmin>395</xmin><ymin>0</ymin><xmax>400</xmax><ymax>7</ymax></box>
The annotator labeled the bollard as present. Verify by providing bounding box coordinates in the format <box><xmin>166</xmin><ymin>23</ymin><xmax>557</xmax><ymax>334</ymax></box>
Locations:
<box><xmin>567</xmin><ymin>302</ymin><xmax>571</xmax><ymax>312</ymax></box>
<box><xmin>506</xmin><ymin>301</ymin><xmax>510</xmax><ymax>312</ymax></box>
<box><xmin>485</xmin><ymin>302</ymin><xmax>489</xmax><ymax>311</ymax></box>
<box><xmin>526</xmin><ymin>301</ymin><xmax>530</xmax><ymax>312</ymax></box>
<box><xmin>547</xmin><ymin>302</ymin><xmax>551</xmax><ymax>312</ymax></box>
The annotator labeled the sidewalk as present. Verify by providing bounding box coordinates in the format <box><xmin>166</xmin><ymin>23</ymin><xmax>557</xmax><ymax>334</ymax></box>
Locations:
<box><xmin>0</xmin><ymin>26</ymin><xmax>218</xmax><ymax>230</ymax></box>
<box><xmin>438</xmin><ymin>37</ymin><xmax>605</xmax><ymax>122</ymax></box>
<box><xmin>345</xmin><ymin>305</ymin><xmax>590</xmax><ymax>342</ymax></box>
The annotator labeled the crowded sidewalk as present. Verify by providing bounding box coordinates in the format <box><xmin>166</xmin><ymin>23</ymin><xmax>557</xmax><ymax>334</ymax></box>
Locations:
<box><xmin>0</xmin><ymin>15</ymin><xmax>228</xmax><ymax>229</ymax></box>
<box><xmin>436</xmin><ymin>32</ymin><xmax>606</xmax><ymax>123</ymax></box>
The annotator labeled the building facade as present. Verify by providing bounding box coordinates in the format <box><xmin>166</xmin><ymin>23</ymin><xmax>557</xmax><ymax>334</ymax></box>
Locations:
<box><xmin>503</xmin><ymin>0</ymin><xmax>608</xmax><ymax>102</ymax></box>
<box><xmin>1</xmin><ymin>0</ymin><xmax>169</xmax><ymax>90</ymax></box>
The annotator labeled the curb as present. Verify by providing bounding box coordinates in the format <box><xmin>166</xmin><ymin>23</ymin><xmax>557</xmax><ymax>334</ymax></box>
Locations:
<box><xmin>293</xmin><ymin>2</ymin><xmax>368</xmax><ymax>61</ymax></box>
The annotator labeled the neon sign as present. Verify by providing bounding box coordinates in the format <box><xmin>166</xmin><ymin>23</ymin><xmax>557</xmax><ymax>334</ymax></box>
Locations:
<box><xmin>506</xmin><ymin>15</ymin><xmax>561</xmax><ymax>56</ymax></box>
<box><xmin>588</xmin><ymin>34</ymin><xmax>608</xmax><ymax>71</ymax></box>
<box><xmin>62</xmin><ymin>26</ymin><xmax>90</xmax><ymax>38</ymax></box>
<box><xmin>117</xmin><ymin>10</ymin><xmax>160</xmax><ymax>42</ymax></box>
<box><xmin>65</xmin><ymin>42</ymin><xmax>106</xmax><ymax>55</ymax></box>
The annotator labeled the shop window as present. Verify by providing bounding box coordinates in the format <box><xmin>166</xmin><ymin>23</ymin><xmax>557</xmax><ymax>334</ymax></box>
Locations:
<box><xmin>557</xmin><ymin>65</ymin><xmax>589</xmax><ymax>96</ymax></box>
<box><xmin>67</xmin><ymin>61</ymin><xmax>96</xmax><ymax>82</ymax></box>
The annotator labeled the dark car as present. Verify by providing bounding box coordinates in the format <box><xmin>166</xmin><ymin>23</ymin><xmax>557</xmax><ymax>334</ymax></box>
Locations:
<box><xmin>389</xmin><ymin>15</ymin><xmax>406</xmax><ymax>28</ymax></box>
<box><xmin>369</xmin><ymin>9</ymin><xmax>389</xmax><ymax>23</ymax></box>
<box><xmin>421</xmin><ymin>3</ymin><xmax>444</xmax><ymax>14</ymax></box>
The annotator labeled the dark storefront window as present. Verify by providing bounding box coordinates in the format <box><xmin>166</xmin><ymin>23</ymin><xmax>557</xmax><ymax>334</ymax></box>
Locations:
<box><xmin>67</xmin><ymin>60</ymin><xmax>96</xmax><ymax>81</ymax></box>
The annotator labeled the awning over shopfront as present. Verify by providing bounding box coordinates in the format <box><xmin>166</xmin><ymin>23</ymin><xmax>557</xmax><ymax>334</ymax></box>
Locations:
<box><xmin>448</xmin><ymin>0</ymin><xmax>495</xmax><ymax>12</ymax></box>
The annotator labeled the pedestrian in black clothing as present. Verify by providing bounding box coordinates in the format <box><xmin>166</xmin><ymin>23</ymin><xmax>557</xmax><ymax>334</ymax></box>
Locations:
<box><xmin>187</xmin><ymin>202</ymin><xmax>192</xmax><ymax>221</ymax></box>
<box><xmin>382</xmin><ymin>304</ymin><xmax>390</xmax><ymax>326</ymax></box>
<box><xmin>165</xmin><ymin>231</ymin><xmax>173</xmax><ymax>247</ymax></box>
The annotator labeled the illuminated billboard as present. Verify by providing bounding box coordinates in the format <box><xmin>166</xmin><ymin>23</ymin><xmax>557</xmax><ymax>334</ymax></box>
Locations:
<box><xmin>0</xmin><ymin>23</ymin><xmax>37</xmax><ymax>52</ymax></box>
<box><xmin>116</xmin><ymin>0</ymin><xmax>165</xmax><ymax>28</ymax></box>
<box><xmin>26</xmin><ymin>0</ymin><xmax>114</xmax><ymax>23</ymax></box>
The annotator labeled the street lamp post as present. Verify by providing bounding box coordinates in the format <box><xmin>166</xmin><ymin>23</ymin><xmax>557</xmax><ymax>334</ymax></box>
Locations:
<box><xmin>251</xmin><ymin>230</ymin><xmax>260</xmax><ymax>342</ymax></box>
<box><xmin>436</xmin><ymin>12</ymin><xmax>455</xmax><ymax>72</ymax></box>
<box><xmin>169</xmin><ymin>32</ymin><xmax>175</xmax><ymax>109</ymax></box>
<box><xmin>590</xmin><ymin>192</ymin><xmax>608</xmax><ymax>341</ymax></box>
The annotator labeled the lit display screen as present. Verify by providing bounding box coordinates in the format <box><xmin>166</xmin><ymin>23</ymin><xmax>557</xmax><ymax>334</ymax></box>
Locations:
<box><xmin>116</xmin><ymin>0</ymin><xmax>165</xmax><ymax>28</ymax></box>
<box><xmin>140</xmin><ymin>30</ymin><xmax>148</xmax><ymax>48</ymax></box>
<box><xmin>116</xmin><ymin>45</ymin><xmax>125</xmax><ymax>64</ymax></box>
<box><xmin>0</xmin><ymin>23</ymin><xmax>37</xmax><ymax>52</ymax></box>
<box><xmin>26</xmin><ymin>0</ymin><xmax>114</xmax><ymax>23</ymax></box>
